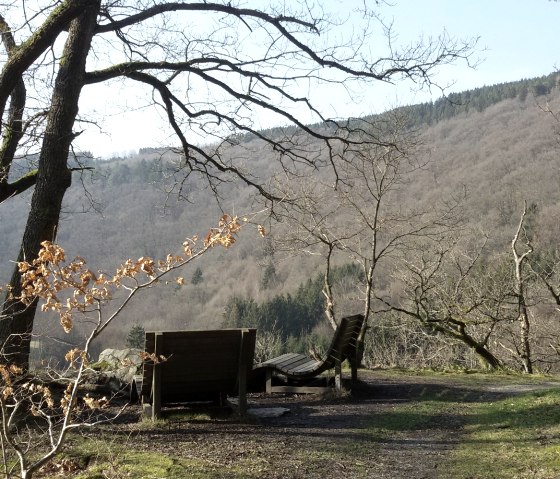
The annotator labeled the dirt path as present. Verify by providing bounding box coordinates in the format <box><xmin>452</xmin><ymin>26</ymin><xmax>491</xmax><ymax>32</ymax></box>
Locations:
<box><xmin>239</xmin><ymin>372</ymin><xmax>490</xmax><ymax>478</ymax></box>
<box><xmin>87</xmin><ymin>370</ymin><xmax>559</xmax><ymax>479</ymax></box>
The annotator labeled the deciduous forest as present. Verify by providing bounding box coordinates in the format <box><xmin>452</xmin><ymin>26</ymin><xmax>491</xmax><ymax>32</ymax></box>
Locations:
<box><xmin>2</xmin><ymin>72</ymin><xmax>560</xmax><ymax>372</ymax></box>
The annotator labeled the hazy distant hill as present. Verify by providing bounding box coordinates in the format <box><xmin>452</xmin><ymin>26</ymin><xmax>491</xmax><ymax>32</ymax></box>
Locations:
<box><xmin>2</xmin><ymin>72</ymin><xmax>560</xmax><ymax>355</ymax></box>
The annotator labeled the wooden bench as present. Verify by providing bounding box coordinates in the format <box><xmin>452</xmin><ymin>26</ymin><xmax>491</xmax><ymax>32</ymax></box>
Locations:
<box><xmin>140</xmin><ymin>328</ymin><xmax>256</xmax><ymax>419</ymax></box>
<box><xmin>252</xmin><ymin>314</ymin><xmax>364</xmax><ymax>394</ymax></box>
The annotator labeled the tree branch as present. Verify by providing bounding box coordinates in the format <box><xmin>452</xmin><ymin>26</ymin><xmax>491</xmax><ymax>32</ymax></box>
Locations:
<box><xmin>95</xmin><ymin>3</ymin><xmax>318</xmax><ymax>34</ymax></box>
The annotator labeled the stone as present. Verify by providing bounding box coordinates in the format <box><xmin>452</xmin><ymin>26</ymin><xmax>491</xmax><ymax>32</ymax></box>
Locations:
<box><xmin>247</xmin><ymin>407</ymin><xmax>290</xmax><ymax>418</ymax></box>
<box><xmin>96</xmin><ymin>348</ymin><xmax>143</xmax><ymax>384</ymax></box>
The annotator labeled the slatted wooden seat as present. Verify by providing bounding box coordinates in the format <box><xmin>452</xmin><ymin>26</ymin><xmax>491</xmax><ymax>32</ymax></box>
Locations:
<box><xmin>140</xmin><ymin>328</ymin><xmax>256</xmax><ymax>419</ymax></box>
<box><xmin>253</xmin><ymin>314</ymin><xmax>364</xmax><ymax>394</ymax></box>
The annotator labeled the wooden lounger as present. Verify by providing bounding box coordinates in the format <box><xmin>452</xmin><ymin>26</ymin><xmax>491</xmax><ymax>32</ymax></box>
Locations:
<box><xmin>253</xmin><ymin>314</ymin><xmax>364</xmax><ymax>393</ymax></box>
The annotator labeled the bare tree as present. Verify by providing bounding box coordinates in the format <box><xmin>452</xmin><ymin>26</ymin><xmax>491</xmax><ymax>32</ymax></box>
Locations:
<box><xmin>330</xmin><ymin>113</ymin><xmax>466</xmax><ymax>358</ymax></box>
<box><xmin>269</xmin><ymin>177</ymin><xmax>355</xmax><ymax>331</ymax></box>
<box><xmin>0</xmin><ymin>0</ymin><xmax>475</xmax><ymax>366</ymax></box>
<box><xmin>383</xmin><ymin>197</ymin><xmax>560</xmax><ymax>373</ymax></box>
<box><xmin>271</xmin><ymin>109</ymin><xmax>464</xmax><ymax>378</ymax></box>
<box><xmin>384</xmin><ymin>234</ymin><xmax>505</xmax><ymax>370</ymax></box>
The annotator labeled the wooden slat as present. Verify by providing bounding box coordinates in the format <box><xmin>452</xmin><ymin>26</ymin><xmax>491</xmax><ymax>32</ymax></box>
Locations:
<box><xmin>237</xmin><ymin>328</ymin><xmax>255</xmax><ymax>415</ymax></box>
<box><xmin>289</xmin><ymin>361</ymin><xmax>320</xmax><ymax>373</ymax></box>
<box><xmin>141</xmin><ymin>332</ymin><xmax>155</xmax><ymax>400</ymax></box>
<box><xmin>268</xmin><ymin>384</ymin><xmax>332</xmax><ymax>394</ymax></box>
<box><xmin>262</xmin><ymin>352</ymin><xmax>301</xmax><ymax>366</ymax></box>
<box><xmin>264</xmin><ymin>353</ymin><xmax>316</xmax><ymax>371</ymax></box>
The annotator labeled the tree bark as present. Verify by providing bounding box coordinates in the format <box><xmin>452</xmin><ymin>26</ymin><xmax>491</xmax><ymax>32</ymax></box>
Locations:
<box><xmin>0</xmin><ymin>1</ymin><xmax>100</xmax><ymax>368</ymax></box>
<box><xmin>322</xmin><ymin>243</ymin><xmax>338</xmax><ymax>331</ymax></box>
<box><xmin>512</xmin><ymin>202</ymin><xmax>533</xmax><ymax>374</ymax></box>
<box><xmin>0</xmin><ymin>14</ymin><xmax>29</xmax><ymax>202</ymax></box>
<box><xmin>421</xmin><ymin>320</ymin><xmax>503</xmax><ymax>370</ymax></box>
<box><xmin>436</xmin><ymin>322</ymin><xmax>502</xmax><ymax>370</ymax></box>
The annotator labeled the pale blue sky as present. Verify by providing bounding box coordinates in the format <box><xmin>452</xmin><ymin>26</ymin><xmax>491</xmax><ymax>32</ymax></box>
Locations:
<box><xmin>77</xmin><ymin>1</ymin><xmax>560</xmax><ymax>157</ymax></box>
<box><xmin>384</xmin><ymin>0</ymin><xmax>558</xmax><ymax>96</ymax></box>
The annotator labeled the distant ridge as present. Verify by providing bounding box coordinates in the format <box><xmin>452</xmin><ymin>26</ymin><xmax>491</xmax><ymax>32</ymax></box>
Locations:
<box><xmin>398</xmin><ymin>71</ymin><xmax>559</xmax><ymax>128</ymax></box>
<box><xmin>224</xmin><ymin>71</ymin><xmax>560</xmax><ymax>146</ymax></box>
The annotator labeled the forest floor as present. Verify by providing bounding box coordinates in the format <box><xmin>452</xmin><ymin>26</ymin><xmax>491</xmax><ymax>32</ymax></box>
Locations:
<box><xmin>52</xmin><ymin>370</ymin><xmax>560</xmax><ymax>479</ymax></box>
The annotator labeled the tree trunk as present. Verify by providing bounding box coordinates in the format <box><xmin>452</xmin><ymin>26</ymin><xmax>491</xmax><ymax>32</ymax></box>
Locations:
<box><xmin>444</xmin><ymin>324</ymin><xmax>502</xmax><ymax>370</ymax></box>
<box><xmin>518</xmin><ymin>299</ymin><xmax>533</xmax><ymax>374</ymax></box>
<box><xmin>322</xmin><ymin>244</ymin><xmax>338</xmax><ymax>331</ymax></box>
<box><xmin>473</xmin><ymin>343</ymin><xmax>502</xmax><ymax>370</ymax></box>
<box><xmin>512</xmin><ymin>202</ymin><xmax>533</xmax><ymax>374</ymax></box>
<box><xmin>0</xmin><ymin>2</ymin><xmax>100</xmax><ymax>368</ymax></box>
<box><xmin>355</xmin><ymin>262</ymin><xmax>375</xmax><ymax>376</ymax></box>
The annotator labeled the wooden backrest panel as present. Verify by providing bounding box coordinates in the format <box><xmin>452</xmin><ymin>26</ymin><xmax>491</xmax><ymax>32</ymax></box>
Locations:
<box><xmin>325</xmin><ymin>314</ymin><xmax>364</xmax><ymax>365</ymax></box>
<box><xmin>141</xmin><ymin>329</ymin><xmax>256</xmax><ymax>403</ymax></box>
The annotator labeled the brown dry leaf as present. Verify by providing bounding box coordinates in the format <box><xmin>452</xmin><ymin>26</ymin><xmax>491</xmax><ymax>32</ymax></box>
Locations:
<box><xmin>60</xmin><ymin>311</ymin><xmax>73</xmax><ymax>333</ymax></box>
<box><xmin>204</xmin><ymin>230</ymin><xmax>215</xmax><ymax>247</ymax></box>
<box><xmin>65</xmin><ymin>348</ymin><xmax>83</xmax><ymax>367</ymax></box>
<box><xmin>17</xmin><ymin>261</ymin><xmax>30</xmax><ymax>273</ymax></box>
<box><xmin>40</xmin><ymin>458</ymin><xmax>83</xmax><ymax>475</ymax></box>
<box><xmin>220</xmin><ymin>234</ymin><xmax>235</xmax><ymax>248</ymax></box>
<box><xmin>83</xmin><ymin>393</ymin><xmax>109</xmax><ymax>410</ymax></box>
<box><xmin>9</xmin><ymin>364</ymin><xmax>22</xmax><ymax>375</ymax></box>
<box><xmin>2</xmin><ymin>386</ymin><xmax>13</xmax><ymax>399</ymax></box>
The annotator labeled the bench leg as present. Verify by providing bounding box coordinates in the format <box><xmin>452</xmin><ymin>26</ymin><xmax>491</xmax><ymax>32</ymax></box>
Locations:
<box><xmin>141</xmin><ymin>395</ymin><xmax>152</xmax><ymax>419</ymax></box>
<box><xmin>238</xmin><ymin>388</ymin><xmax>247</xmax><ymax>416</ymax></box>
<box><xmin>334</xmin><ymin>360</ymin><xmax>342</xmax><ymax>391</ymax></box>
<box><xmin>265</xmin><ymin>370</ymin><xmax>273</xmax><ymax>394</ymax></box>
<box><xmin>351</xmin><ymin>358</ymin><xmax>358</xmax><ymax>383</ymax></box>
<box><xmin>152</xmin><ymin>365</ymin><xmax>162</xmax><ymax>420</ymax></box>
<box><xmin>238</xmin><ymin>372</ymin><xmax>247</xmax><ymax>416</ymax></box>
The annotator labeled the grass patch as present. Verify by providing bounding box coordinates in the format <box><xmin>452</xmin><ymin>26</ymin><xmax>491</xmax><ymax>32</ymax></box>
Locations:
<box><xmin>58</xmin><ymin>437</ymin><xmax>267</xmax><ymax>479</ymax></box>
<box><xmin>443</xmin><ymin>388</ymin><xmax>560</xmax><ymax>478</ymax></box>
<box><xmin>361</xmin><ymin>386</ymin><xmax>466</xmax><ymax>440</ymax></box>
<box><xmin>72</xmin><ymin>452</ymin><xmax>266</xmax><ymax>479</ymax></box>
<box><xmin>358</xmin><ymin>372</ymin><xmax>560</xmax><ymax>478</ymax></box>
<box><xmin>371</xmin><ymin>367</ymin><xmax>556</xmax><ymax>385</ymax></box>
<box><xmin>73</xmin><ymin>450</ymin><xmax>184</xmax><ymax>479</ymax></box>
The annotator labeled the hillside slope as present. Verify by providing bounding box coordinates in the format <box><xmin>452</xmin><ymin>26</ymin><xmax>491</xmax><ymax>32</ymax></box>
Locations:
<box><xmin>1</xmin><ymin>78</ymin><xmax>559</xmax><ymax>355</ymax></box>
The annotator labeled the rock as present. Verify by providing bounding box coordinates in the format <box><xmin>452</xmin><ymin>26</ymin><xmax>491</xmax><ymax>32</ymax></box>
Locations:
<box><xmin>96</xmin><ymin>348</ymin><xmax>143</xmax><ymax>384</ymax></box>
<box><xmin>247</xmin><ymin>407</ymin><xmax>290</xmax><ymax>418</ymax></box>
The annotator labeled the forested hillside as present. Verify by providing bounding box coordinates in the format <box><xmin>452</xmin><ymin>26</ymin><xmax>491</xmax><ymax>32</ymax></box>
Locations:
<box><xmin>2</xmin><ymin>72</ymin><xmax>560</xmax><ymax>366</ymax></box>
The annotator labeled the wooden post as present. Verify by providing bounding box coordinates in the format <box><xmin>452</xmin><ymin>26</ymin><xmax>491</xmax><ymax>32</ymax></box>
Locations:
<box><xmin>351</xmin><ymin>354</ymin><xmax>358</xmax><ymax>383</ymax></box>
<box><xmin>334</xmin><ymin>358</ymin><xmax>342</xmax><ymax>391</ymax></box>
<box><xmin>152</xmin><ymin>332</ymin><xmax>163</xmax><ymax>420</ymax></box>
<box><xmin>237</xmin><ymin>329</ymin><xmax>250</xmax><ymax>415</ymax></box>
